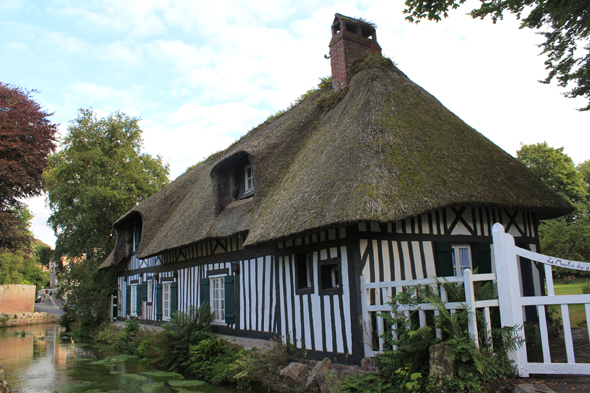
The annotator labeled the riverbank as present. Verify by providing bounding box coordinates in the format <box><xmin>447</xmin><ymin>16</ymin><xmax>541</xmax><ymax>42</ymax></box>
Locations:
<box><xmin>0</xmin><ymin>312</ymin><xmax>59</xmax><ymax>327</ymax></box>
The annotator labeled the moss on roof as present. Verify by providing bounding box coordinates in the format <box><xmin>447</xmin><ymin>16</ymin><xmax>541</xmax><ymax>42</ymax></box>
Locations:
<box><xmin>106</xmin><ymin>61</ymin><xmax>572</xmax><ymax>265</ymax></box>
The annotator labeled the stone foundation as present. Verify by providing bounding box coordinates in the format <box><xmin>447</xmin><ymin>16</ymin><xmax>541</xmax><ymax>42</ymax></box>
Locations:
<box><xmin>1</xmin><ymin>312</ymin><xmax>59</xmax><ymax>327</ymax></box>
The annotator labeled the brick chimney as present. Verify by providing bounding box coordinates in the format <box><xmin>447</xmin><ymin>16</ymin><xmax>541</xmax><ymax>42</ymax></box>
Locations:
<box><xmin>329</xmin><ymin>14</ymin><xmax>382</xmax><ymax>92</ymax></box>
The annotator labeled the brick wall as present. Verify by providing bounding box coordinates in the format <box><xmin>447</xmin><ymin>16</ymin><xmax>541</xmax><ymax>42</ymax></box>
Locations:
<box><xmin>0</xmin><ymin>285</ymin><xmax>35</xmax><ymax>313</ymax></box>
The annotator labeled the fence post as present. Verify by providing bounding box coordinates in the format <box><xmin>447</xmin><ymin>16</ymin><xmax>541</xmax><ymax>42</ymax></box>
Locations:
<box><xmin>360</xmin><ymin>277</ymin><xmax>374</xmax><ymax>358</ymax></box>
<box><xmin>492</xmin><ymin>223</ymin><xmax>528</xmax><ymax>377</ymax></box>
<box><xmin>463</xmin><ymin>269</ymin><xmax>479</xmax><ymax>348</ymax></box>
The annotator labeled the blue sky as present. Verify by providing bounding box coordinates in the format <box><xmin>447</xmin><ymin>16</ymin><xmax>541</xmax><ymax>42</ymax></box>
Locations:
<box><xmin>1</xmin><ymin>0</ymin><xmax>588</xmax><ymax>248</ymax></box>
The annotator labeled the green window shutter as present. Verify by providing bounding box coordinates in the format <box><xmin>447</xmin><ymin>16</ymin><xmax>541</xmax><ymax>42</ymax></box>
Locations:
<box><xmin>434</xmin><ymin>242</ymin><xmax>454</xmax><ymax>277</ymax></box>
<box><xmin>200</xmin><ymin>278</ymin><xmax>210</xmax><ymax>309</ymax></box>
<box><xmin>141</xmin><ymin>282</ymin><xmax>147</xmax><ymax>301</ymax></box>
<box><xmin>126</xmin><ymin>285</ymin><xmax>131</xmax><ymax>316</ymax></box>
<box><xmin>477</xmin><ymin>243</ymin><xmax>492</xmax><ymax>274</ymax></box>
<box><xmin>225</xmin><ymin>275</ymin><xmax>235</xmax><ymax>324</ymax></box>
<box><xmin>136</xmin><ymin>286</ymin><xmax>142</xmax><ymax>317</ymax></box>
<box><xmin>171</xmin><ymin>282</ymin><xmax>178</xmax><ymax>316</ymax></box>
<box><xmin>156</xmin><ymin>283</ymin><xmax>163</xmax><ymax>320</ymax></box>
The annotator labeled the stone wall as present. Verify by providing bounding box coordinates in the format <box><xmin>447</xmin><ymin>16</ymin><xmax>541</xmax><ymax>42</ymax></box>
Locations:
<box><xmin>0</xmin><ymin>285</ymin><xmax>35</xmax><ymax>313</ymax></box>
<box><xmin>0</xmin><ymin>312</ymin><xmax>59</xmax><ymax>327</ymax></box>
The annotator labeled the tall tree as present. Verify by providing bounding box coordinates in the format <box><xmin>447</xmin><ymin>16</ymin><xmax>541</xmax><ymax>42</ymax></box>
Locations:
<box><xmin>516</xmin><ymin>142</ymin><xmax>587</xmax><ymax>208</ymax></box>
<box><xmin>44</xmin><ymin>109</ymin><xmax>169</xmax><ymax>334</ymax></box>
<box><xmin>516</xmin><ymin>142</ymin><xmax>590</xmax><ymax>269</ymax></box>
<box><xmin>44</xmin><ymin>109</ymin><xmax>170</xmax><ymax>259</ymax></box>
<box><xmin>0</xmin><ymin>83</ymin><xmax>57</xmax><ymax>248</ymax></box>
<box><xmin>403</xmin><ymin>0</ymin><xmax>590</xmax><ymax>111</ymax></box>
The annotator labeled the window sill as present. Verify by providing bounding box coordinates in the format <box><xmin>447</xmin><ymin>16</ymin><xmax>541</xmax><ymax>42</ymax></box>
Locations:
<box><xmin>296</xmin><ymin>287</ymin><xmax>314</xmax><ymax>295</ymax></box>
<box><xmin>319</xmin><ymin>287</ymin><xmax>343</xmax><ymax>296</ymax></box>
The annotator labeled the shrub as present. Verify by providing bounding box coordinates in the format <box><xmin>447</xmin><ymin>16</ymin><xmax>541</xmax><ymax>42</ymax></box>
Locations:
<box><xmin>564</xmin><ymin>275</ymin><xmax>576</xmax><ymax>284</ymax></box>
<box><xmin>582</xmin><ymin>279</ymin><xmax>590</xmax><ymax>294</ymax></box>
<box><xmin>340</xmin><ymin>284</ymin><xmax>520</xmax><ymax>393</ymax></box>
<box><xmin>113</xmin><ymin>318</ymin><xmax>141</xmax><ymax>353</ymax></box>
<box><xmin>151</xmin><ymin>304</ymin><xmax>213</xmax><ymax>373</ymax></box>
<box><xmin>187</xmin><ymin>336</ymin><xmax>244</xmax><ymax>384</ymax></box>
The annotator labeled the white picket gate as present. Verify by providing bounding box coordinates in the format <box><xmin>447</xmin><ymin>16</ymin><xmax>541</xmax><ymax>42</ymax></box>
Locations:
<box><xmin>492</xmin><ymin>222</ymin><xmax>590</xmax><ymax>376</ymax></box>
<box><xmin>360</xmin><ymin>222</ymin><xmax>590</xmax><ymax>377</ymax></box>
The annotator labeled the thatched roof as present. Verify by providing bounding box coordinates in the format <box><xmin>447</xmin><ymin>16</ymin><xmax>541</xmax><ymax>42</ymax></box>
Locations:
<box><xmin>104</xmin><ymin>58</ymin><xmax>572</xmax><ymax>266</ymax></box>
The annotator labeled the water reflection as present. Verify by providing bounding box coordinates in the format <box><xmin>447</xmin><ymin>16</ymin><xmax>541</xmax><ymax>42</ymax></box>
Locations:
<box><xmin>0</xmin><ymin>324</ymin><xmax>247</xmax><ymax>393</ymax></box>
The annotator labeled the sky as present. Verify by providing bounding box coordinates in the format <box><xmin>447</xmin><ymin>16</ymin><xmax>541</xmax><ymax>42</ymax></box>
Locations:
<box><xmin>1</xmin><ymin>0</ymin><xmax>588</xmax><ymax>248</ymax></box>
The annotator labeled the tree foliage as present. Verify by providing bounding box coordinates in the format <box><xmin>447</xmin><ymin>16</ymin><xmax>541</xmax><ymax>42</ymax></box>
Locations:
<box><xmin>44</xmin><ymin>109</ymin><xmax>170</xmax><ymax>259</ymax></box>
<box><xmin>516</xmin><ymin>142</ymin><xmax>590</xmax><ymax>272</ymax></box>
<box><xmin>0</xmin><ymin>205</ymin><xmax>50</xmax><ymax>291</ymax></box>
<box><xmin>403</xmin><ymin>0</ymin><xmax>590</xmax><ymax>111</ymax></box>
<box><xmin>0</xmin><ymin>82</ymin><xmax>57</xmax><ymax>248</ymax></box>
<box><xmin>516</xmin><ymin>142</ymin><xmax>587</xmax><ymax>210</ymax></box>
<box><xmin>45</xmin><ymin>109</ymin><xmax>169</xmax><ymax>334</ymax></box>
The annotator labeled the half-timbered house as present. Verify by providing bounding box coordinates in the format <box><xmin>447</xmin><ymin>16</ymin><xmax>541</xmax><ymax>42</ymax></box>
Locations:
<box><xmin>99</xmin><ymin>14</ymin><xmax>572</xmax><ymax>364</ymax></box>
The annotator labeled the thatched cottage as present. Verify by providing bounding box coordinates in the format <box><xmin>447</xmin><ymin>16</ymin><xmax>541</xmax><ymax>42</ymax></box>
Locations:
<box><xmin>100</xmin><ymin>14</ymin><xmax>571</xmax><ymax>364</ymax></box>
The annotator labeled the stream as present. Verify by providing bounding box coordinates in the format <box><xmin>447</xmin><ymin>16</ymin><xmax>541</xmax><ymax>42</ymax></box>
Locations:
<box><xmin>0</xmin><ymin>324</ymin><xmax>248</xmax><ymax>392</ymax></box>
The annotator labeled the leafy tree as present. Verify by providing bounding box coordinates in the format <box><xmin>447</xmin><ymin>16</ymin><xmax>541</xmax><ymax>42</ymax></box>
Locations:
<box><xmin>516</xmin><ymin>142</ymin><xmax>590</xmax><ymax>275</ymax></box>
<box><xmin>44</xmin><ymin>109</ymin><xmax>169</xmax><ymax>334</ymax></box>
<box><xmin>44</xmin><ymin>109</ymin><xmax>170</xmax><ymax>258</ymax></box>
<box><xmin>0</xmin><ymin>82</ymin><xmax>58</xmax><ymax>248</ymax></box>
<box><xmin>403</xmin><ymin>0</ymin><xmax>590</xmax><ymax>111</ymax></box>
<box><xmin>577</xmin><ymin>160</ymin><xmax>590</xmax><ymax>196</ymax></box>
<box><xmin>516</xmin><ymin>142</ymin><xmax>587</xmax><ymax>213</ymax></box>
<box><xmin>539</xmin><ymin>218</ymin><xmax>590</xmax><ymax>263</ymax></box>
<box><xmin>0</xmin><ymin>206</ymin><xmax>50</xmax><ymax>291</ymax></box>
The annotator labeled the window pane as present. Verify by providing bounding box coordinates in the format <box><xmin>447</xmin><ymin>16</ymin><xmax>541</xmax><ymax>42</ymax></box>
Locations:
<box><xmin>459</xmin><ymin>248</ymin><xmax>470</xmax><ymax>268</ymax></box>
<box><xmin>211</xmin><ymin>277</ymin><xmax>225</xmax><ymax>321</ymax></box>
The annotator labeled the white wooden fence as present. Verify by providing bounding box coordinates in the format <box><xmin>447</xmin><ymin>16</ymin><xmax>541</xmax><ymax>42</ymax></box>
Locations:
<box><xmin>361</xmin><ymin>222</ymin><xmax>590</xmax><ymax>377</ymax></box>
<box><xmin>492</xmin><ymin>222</ymin><xmax>590</xmax><ymax>377</ymax></box>
<box><xmin>361</xmin><ymin>271</ymin><xmax>498</xmax><ymax>358</ymax></box>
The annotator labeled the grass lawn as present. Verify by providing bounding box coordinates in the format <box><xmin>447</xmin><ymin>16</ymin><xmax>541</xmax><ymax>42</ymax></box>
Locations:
<box><xmin>548</xmin><ymin>277</ymin><xmax>589</xmax><ymax>328</ymax></box>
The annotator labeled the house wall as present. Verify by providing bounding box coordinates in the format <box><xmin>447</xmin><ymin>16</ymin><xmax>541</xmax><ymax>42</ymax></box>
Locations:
<box><xmin>115</xmin><ymin>206</ymin><xmax>541</xmax><ymax>364</ymax></box>
<box><xmin>356</xmin><ymin>206</ymin><xmax>542</xmax><ymax>358</ymax></box>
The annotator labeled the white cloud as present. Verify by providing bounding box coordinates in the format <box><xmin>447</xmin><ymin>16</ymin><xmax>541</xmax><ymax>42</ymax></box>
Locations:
<box><xmin>102</xmin><ymin>41</ymin><xmax>143</xmax><ymax>65</ymax></box>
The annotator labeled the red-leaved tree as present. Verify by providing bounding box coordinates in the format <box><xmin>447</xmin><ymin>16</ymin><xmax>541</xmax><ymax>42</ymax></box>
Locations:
<box><xmin>0</xmin><ymin>82</ymin><xmax>57</xmax><ymax>248</ymax></box>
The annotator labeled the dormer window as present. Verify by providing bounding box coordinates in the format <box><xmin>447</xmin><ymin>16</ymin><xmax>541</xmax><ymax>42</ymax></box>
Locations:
<box><xmin>211</xmin><ymin>151</ymin><xmax>256</xmax><ymax>214</ymax></box>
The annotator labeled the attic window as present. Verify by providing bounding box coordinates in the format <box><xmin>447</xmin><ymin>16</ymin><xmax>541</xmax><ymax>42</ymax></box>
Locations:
<box><xmin>211</xmin><ymin>151</ymin><xmax>256</xmax><ymax>214</ymax></box>
<box><xmin>245</xmin><ymin>165</ymin><xmax>254</xmax><ymax>193</ymax></box>
<box><xmin>345</xmin><ymin>22</ymin><xmax>356</xmax><ymax>33</ymax></box>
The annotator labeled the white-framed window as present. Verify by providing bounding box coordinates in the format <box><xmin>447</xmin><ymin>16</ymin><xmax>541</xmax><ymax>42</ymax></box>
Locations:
<box><xmin>147</xmin><ymin>280</ymin><xmax>153</xmax><ymax>303</ymax></box>
<box><xmin>452</xmin><ymin>244</ymin><xmax>472</xmax><ymax>276</ymax></box>
<box><xmin>244</xmin><ymin>165</ymin><xmax>254</xmax><ymax>193</ymax></box>
<box><xmin>211</xmin><ymin>276</ymin><xmax>225</xmax><ymax>322</ymax></box>
<box><xmin>130</xmin><ymin>284</ymin><xmax>138</xmax><ymax>316</ymax></box>
<box><xmin>163</xmin><ymin>282</ymin><xmax>172</xmax><ymax>320</ymax></box>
